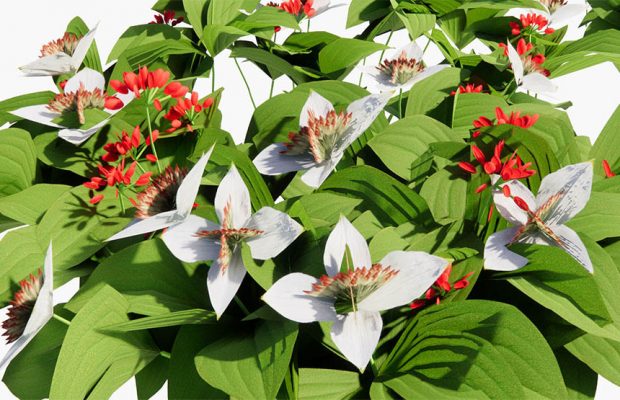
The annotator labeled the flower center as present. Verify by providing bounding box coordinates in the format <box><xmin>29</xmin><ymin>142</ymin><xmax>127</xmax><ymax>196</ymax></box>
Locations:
<box><xmin>510</xmin><ymin>192</ymin><xmax>566</xmax><ymax>248</ymax></box>
<box><xmin>40</xmin><ymin>32</ymin><xmax>81</xmax><ymax>57</ymax></box>
<box><xmin>135</xmin><ymin>166</ymin><xmax>187</xmax><ymax>218</ymax></box>
<box><xmin>47</xmin><ymin>83</ymin><xmax>108</xmax><ymax>124</ymax></box>
<box><xmin>304</xmin><ymin>264</ymin><xmax>399</xmax><ymax>314</ymax></box>
<box><xmin>377</xmin><ymin>51</ymin><xmax>425</xmax><ymax>85</ymax></box>
<box><xmin>541</xmin><ymin>0</ymin><xmax>567</xmax><ymax>13</ymax></box>
<box><xmin>2</xmin><ymin>270</ymin><xmax>44</xmax><ymax>344</ymax></box>
<box><xmin>281</xmin><ymin>109</ymin><xmax>352</xmax><ymax>163</ymax></box>
<box><xmin>522</xmin><ymin>55</ymin><xmax>549</xmax><ymax>76</ymax></box>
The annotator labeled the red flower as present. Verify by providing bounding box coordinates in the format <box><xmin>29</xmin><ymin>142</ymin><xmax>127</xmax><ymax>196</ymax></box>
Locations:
<box><xmin>89</xmin><ymin>194</ymin><xmax>104</xmax><ymax>205</ymax></box>
<box><xmin>450</xmin><ymin>83</ymin><xmax>484</xmax><ymax>96</ymax></box>
<box><xmin>163</xmin><ymin>92</ymin><xmax>214</xmax><ymax>132</ymax></box>
<box><xmin>135</xmin><ymin>172</ymin><xmax>153</xmax><ymax>186</ymax></box>
<box><xmin>410</xmin><ymin>265</ymin><xmax>474</xmax><ymax>312</ymax></box>
<box><xmin>603</xmin><ymin>160</ymin><xmax>616</xmax><ymax>178</ymax></box>
<box><xmin>510</xmin><ymin>13</ymin><xmax>555</xmax><ymax>36</ymax></box>
<box><xmin>495</xmin><ymin>107</ymin><xmax>539</xmax><ymax>129</ymax></box>
<box><xmin>164</xmin><ymin>81</ymin><xmax>189</xmax><ymax>98</ymax></box>
<box><xmin>110</xmin><ymin>67</ymin><xmax>175</xmax><ymax>98</ymax></box>
<box><xmin>151</xmin><ymin>10</ymin><xmax>184</xmax><ymax>26</ymax></box>
<box><xmin>500</xmin><ymin>152</ymin><xmax>536</xmax><ymax>180</ymax></box>
<box><xmin>513</xmin><ymin>196</ymin><xmax>530</xmax><ymax>212</ymax></box>
<box><xmin>146</xmin><ymin>154</ymin><xmax>158</xmax><ymax>163</ymax></box>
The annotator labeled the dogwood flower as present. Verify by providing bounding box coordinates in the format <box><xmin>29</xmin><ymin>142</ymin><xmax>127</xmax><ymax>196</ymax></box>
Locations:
<box><xmin>541</xmin><ymin>0</ymin><xmax>587</xmax><ymax>27</ymax></box>
<box><xmin>11</xmin><ymin>68</ymin><xmax>131</xmax><ymax>144</ymax></box>
<box><xmin>106</xmin><ymin>147</ymin><xmax>214</xmax><ymax>241</ymax></box>
<box><xmin>20</xmin><ymin>24</ymin><xmax>98</xmax><ymax>76</ymax></box>
<box><xmin>162</xmin><ymin>165</ymin><xmax>303</xmax><ymax>317</ymax></box>
<box><xmin>253</xmin><ymin>91</ymin><xmax>390</xmax><ymax>188</ymax></box>
<box><xmin>262</xmin><ymin>216</ymin><xmax>448</xmax><ymax>371</ymax></box>
<box><xmin>484</xmin><ymin>162</ymin><xmax>593</xmax><ymax>272</ymax></box>
<box><xmin>505</xmin><ymin>39</ymin><xmax>557</xmax><ymax>94</ymax></box>
<box><xmin>365</xmin><ymin>42</ymin><xmax>449</xmax><ymax>93</ymax></box>
<box><xmin>0</xmin><ymin>243</ymin><xmax>53</xmax><ymax>368</ymax></box>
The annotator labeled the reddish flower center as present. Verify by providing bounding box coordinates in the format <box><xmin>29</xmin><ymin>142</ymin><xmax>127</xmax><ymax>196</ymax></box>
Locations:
<box><xmin>377</xmin><ymin>51</ymin><xmax>425</xmax><ymax>85</ymax></box>
<box><xmin>135</xmin><ymin>166</ymin><xmax>187</xmax><ymax>218</ymax></box>
<box><xmin>40</xmin><ymin>32</ymin><xmax>81</xmax><ymax>57</ymax></box>
<box><xmin>2</xmin><ymin>270</ymin><xmax>44</xmax><ymax>344</ymax></box>
<box><xmin>47</xmin><ymin>83</ymin><xmax>120</xmax><ymax>125</ymax></box>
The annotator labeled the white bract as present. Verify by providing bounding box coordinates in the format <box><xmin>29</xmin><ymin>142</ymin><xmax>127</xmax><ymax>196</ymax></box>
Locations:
<box><xmin>11</xmin><ymin>68</ymin><xmax>132</xmax><ymax>145</ymax></box>
<box><xmin>253</xmin><ymin>91</ymin><xmax>390</xmax><ymax>188</ymax></box>
<box><xmin>0</xmin><ymin>243</ymin><xmax>54</xmax><ymax>369</ymax></box>
<box><xmin>364</xmin><ymin>42</ymin><xmax>449</xmax><ymax>93</ymax></box>
<box><xmin>106</xmin><ymin>147</ymin><xmax>214</xmax><ymax>241</ymax></box>
<box><xmin>20</xmin><ymin>24</ymin><xmax>98</xmax><ymax>76</ymax></box>
<box><xmin>162</xmin><ymin>164</ymin><xmax>304</xmax><ymax>318</ymax></box>
<box><xmin>506</xmin><ymin>40</ymin><xmax>557</xmax><ymax>95</ymax></box>
<box><xmin>262</xmin><ymin>216</ymin><xmax>448</xmax><ymax>371</ymax></box>
<box><xmin>484</xmin><ymin>162</ymin><xmax>593</xmax><ymax>272</ymax></box>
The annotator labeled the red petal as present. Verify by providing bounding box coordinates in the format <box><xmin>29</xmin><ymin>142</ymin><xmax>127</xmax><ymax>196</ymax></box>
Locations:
<box><xmin>89</xmin><ymin>195</ymin><xmax>104</xmax><ymax>205</ymax></box>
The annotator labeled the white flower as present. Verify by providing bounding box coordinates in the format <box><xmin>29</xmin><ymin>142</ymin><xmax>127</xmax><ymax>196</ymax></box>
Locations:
<box><xmin>364</xmin><ymin>42</ymin><xmax>449</xmax><ymax>93</ymax></box>
<box><xmin>20</xmin><ymin>24</ymin><xmax>98</xmax><ymax>76</ymax></box>
<box><xmin>253</xmin><ymin>91</ymin><xmax>390</xmax><ymax>188</ymax></box>
<box><xmin>106</xmin><ymin>147</ymin><xmax>214</xmax><ymax>241</ymax></box>
<box><xmin>505</xmin><ymin>39</ymin><xmax>557</xmax><ymax>95</ymax></box>
<box><xmin>11</xmin><ymin>68</ymin><xmax>132</xmax><ymax>145</ymax></box>
<box><xmin>262</xmin><ymin>216</ymin><xmax>448</xmax><ymax>371</ymax></box>
<box><xmin>508</xmin><ymin>1</ymin><xmax>587</xmax><ymax>28</ymax></box>
<box><xmin>484</xmin><ymin>162</ymin><xmax>593</xmax><ymax>272</ymax></box>
<box><xmin>0</xmin><ymin>243</ymin><xmax>54</xmax><ymax>369</ymax></box>
<box><xmin>162</xmin><ymin>164</ymin><xmax>304</xmax><ymax>317</ymax></box>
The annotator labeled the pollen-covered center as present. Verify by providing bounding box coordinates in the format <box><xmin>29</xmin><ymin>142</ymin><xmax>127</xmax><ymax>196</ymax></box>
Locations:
<box><xmin>281</xmin><ymin>110</ymin><xmax>352</xmax><ymax>163</ymax></box>
<box><xmin>511</xmin><ymin>192</ymin><xmax>566</xmax><ymax>248</ymax></box>
<box><xmin>377</xmin><ymin>51</ymin><xmax>425</xmax><ymax>85</ymax></box>
<box><xmin>40</xmin><ymin>32</ymin><xmax>81</xmax><ymax>57</ymax></box>
<box><xmin>135</xmin><ymin>166</ymin><xmax>187</xmax><ymax>219</ymax></box>
<box><xmin>541</xmin><ymin>0</ymin><xmax>567</xmax><ymax>12</ymax></box>
<box><xmin>521</xmin><ymin>54</ymin><xmax>550</xmax><ymax>77</ymax></box>
<box><xmin>2</xmin><ymin>270</ymin><xmax>44</xmax><ymax>344</ymax></box>
<box><xmin>305</xmin><ymin>264</ymin><xmax>399</xmax><ymax>314</ymax></box>
<box><xmin>47</xmin><ymin>83</ymin><xmax>108</xmax><ymax>124</ymax></box>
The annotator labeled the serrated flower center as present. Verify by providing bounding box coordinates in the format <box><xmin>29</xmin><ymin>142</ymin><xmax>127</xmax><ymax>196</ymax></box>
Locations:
<box><xmin>281</xmin><ymin>109</ymin><xmax>352</xmax><ymax>163</ymax></box>
<box><xmin>40</xmin><ymin>32</ymin><xmax>81</xmax><ymax>57</ymax></box>
<box><xmin>304</xmin><ymin>264</ymin><xmax>399</xmax><ymax>314</ymax></box>
<box><xmin>2</xmin><ymin>270</ymin><xmax>44</xmax><ymax>344</ymax></box>
<box><xmin>377</xmin><ymin>51</ymin><xmax>425</xmax><ymax>85</ymax></box>
<box><xmin>47</xmin><ymin>83</ymin><xmax>108</xmax><ymax>124</ymax></box>
<box><xmin>135</xmin><ymin>166</ymin><xmax>187</xmax><ymax>218</ymax></box>
<box><xmin>541</xmin><ymin>0</ymin><xmax>567</xmax><ymax>13</ymax></box>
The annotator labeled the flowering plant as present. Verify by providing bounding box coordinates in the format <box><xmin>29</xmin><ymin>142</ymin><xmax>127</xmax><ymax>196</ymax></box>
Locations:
<box><xmin>0</xmin><ymin>1</ymin><xmax>619</xmax><ymax>399</ymax></box>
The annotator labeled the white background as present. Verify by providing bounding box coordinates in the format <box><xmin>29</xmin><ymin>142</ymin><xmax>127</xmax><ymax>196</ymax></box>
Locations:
<box><xmin>0</xmin><ymin>0</ymin><xmax>619</xmax><ymax>399</ymax></box>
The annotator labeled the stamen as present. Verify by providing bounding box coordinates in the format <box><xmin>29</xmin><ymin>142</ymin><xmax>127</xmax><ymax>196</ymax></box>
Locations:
<box><xmin>135</xmin><ymin>166</ymin><xmax>187</xmax><ymax>218</ymax></box>
<box><xmin>377</xmin><ymin>50</ymin><xmax>425</xmax><ymax>85</ymax></box>
<box><xmin>2</xmin><ymin>270</ymin><xmax>44</xmax><ymax>344</ymax></box>
<box><xmin>40</xmin><ymin>32</ymin><xmax>81</xmax><ymax>57</ymax></box>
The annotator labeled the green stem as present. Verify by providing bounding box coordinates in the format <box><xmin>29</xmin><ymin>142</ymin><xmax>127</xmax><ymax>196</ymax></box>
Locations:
<box><xmin>370</xmin><ymin>356</ymin><xmax>379</xmax><ymax>376</ymax></box>
<box><xmin>234</xmin><ymin>296</ymin><xmax>251</xmax><ymax>316</ymax></box>
<box><xmin>398</xmin><ymin>88</ymin><xmax>403</xmax><ymax>119</ymax></box>
<box><xmin>501</xmin><ymin>77</ymin><xmax>516</xmax><ymax>96</ymax></box>
<box><xmin>53</xmin><ymin>314</ymin><xmax>71</xmax><ymax>326</ymax></box>
<box><xmin>159</xmin><ymin>351</ymin><xmax>171</xmax><ymax>359</ymax></box>
<box><xmin>211</xmin><ymin>60</ymin><xmax>216</xmax><ymax>92</ymax></box>
<box><xmin>119</xmin><ymin>193</ymin><xmax>126</xmax><ymax>214</ymax></box>
<box><xmin>234</xmin><ymin>58</ymin><xmax>257</xmax><ymax>109</ymax></box>
<box><xmin>145</xmin><ymin>106</ymin><xmax>162</xmax><ymax>173</ymax></box>
<box><xmin>422</xmin><ymin>36</ymin><xmax>432</xmax><ymax>53</ymax></box>
<box><xmin>378</xmin><ymin>30</ymin><xmax>394</xmax><ymax>62</ymax></box>
<box><xmin>358</xmin><ymin>58</ymin><xmax>366</xmax><ymax>86</ymax></box>
<box><xmin>269</xmin><ymin>78</ymin><xmax>275</xmax><ymax>99</ymax></box>
<box><xmin>307</xmin><ymin>19</ymin><xmax>311</xmax><ymax>32</ymax></box>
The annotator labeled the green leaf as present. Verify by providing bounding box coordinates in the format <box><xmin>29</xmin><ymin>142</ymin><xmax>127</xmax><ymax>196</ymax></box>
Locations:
<box><xmin>108</xmin><ymin>24</ymin><xmax>193</xmax><ymax>63</ymax></box>
<box><xmin>405</xmin><ymin>67</ymin><xmax>468</xmax><ymax>119</ymax></box>
<box><xmin>195</xmin><ymin>320</ymin><xmax>298</xmax><ymax>399</ymax></box>
<box><xmin>169</xmin><ymin>326</ymin><xmax>227</xmax><ymax>399</ymax></box>
<box><xmin>346</xmin><ymin>0</ymin><xmax>391</xmax><ymax>28</ymax></box>
<box><xmin>318</xmin><ymin>38</ymin><xmax>386</xmax><ymax>74</ymax></box>
<box><xmin>136</xmin><ymin>356</ymin><xmax>169</xmax><ymax>400</ymax></box>
<box><xmin>590</xmin><ymin>105</ymin><xmax>620</xmax><ymax>174</ymax></box>
<box><xmin>183</xmin><ymin>0</ymin><xmax>209</xmax><ymax>38</ymax></box>
<box><xmin>277</xmin><ymin>192</ymin><xmax>362</xmax><ymax>230</ymax></box>
<box><xmin>49</xmin><ymin>285</ymin><xmax>158</xmax><ymax>399</ymax></box>
<box><xmin>369</xmin><ymin>115</ymin><xmax>460</xmax><ymax>180</ymax></box>
<box><xmin>396</xmin><ymin>11</ymin><xmax>436</xmax><ymax>39</ymax></box>
<box><xmin>231</xmin><ymin>44</ymin><xmax>309</xmax><ymax>84</ymax></box>
<box><xmin>123</xmin><ymin>39</ymin><xmax>202</xmax><ymax>69</ymax></box>
<box><xmin>208</xmin><ymin>0</ymin><xmax>251</xmax><ymax>25</ymax></box>
<box><xmin>235</xmin><ymin>6</ymin><xmax>300</xmax><ymax>31</ymax></box>
<box><xmin>0</xmin><ymin>128</ymin><xmax>37</xmax><ymax>197</ymax></box>
<box><xmin>451</xmin><ymin>93</ymin><xmax>507</xmax><ymax>137</ymax></box>
<box><xmin>380</xmin><ymin>300</ymin><xmax>567</xmax><ymax>399</ymax></box>
<box><xmin>66</xmin><ymin>239</ymin><xmax>207</xmax><ymax>316</ymax></box>
<box><xmin>554</xmin><ymin>348</ymin><xmax>598</xmax><ymax>400</ymax></box>
<box><xmin>202</xmin><ymin>24</ymin><xmax>248</xmax><ymax>56</ymax></box>
<box><xmin>568</xmin><ymin>190</ymin><xmax>620</xmax><ymax>241</ymax></box>
<box><xmin>0</xmin><ymin>91</ymin><xmax>54</xmax><ymax>124</ymax></box>
<box><xmin>241</xmin><ymin>242</ymin><xmax>279</xmax><ymax>290</ymax></box>
<box><xmin>298</xmin><ymin>369</ymin><xmax>362</xmax><ymax>399</ymax></box>
<box><xmin>419</xmin><ymin>168</ymin><xmax>468</xmax><ymax>224</ymax></box>
<box><xmin>103</xmin><ymin>309</ymin><xmax>216</xmax><ymax>332</ymax></box>
<box><xmin>0</xmin><ymin>184</ymin><xmax>70</xmax><ymax>225</ymax></box>
<box><xmin>321</xmin><ymin>165</ymin><xmax>431</xmax><ymax>226</ymax></box>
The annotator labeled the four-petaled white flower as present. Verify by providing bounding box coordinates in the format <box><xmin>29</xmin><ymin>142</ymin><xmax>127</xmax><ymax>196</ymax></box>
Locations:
<box><xmin>162</xmin><ymin>164</ymin><xmax>304</xmax><ymax>318</ymax></box>
<box><xmin>253</xmin><ymin>91</ymin><xmax>390</xmax><ymax>188</ymax></box>
<box><xmin>20</xmin><ymin>24</ymin><xmax>98</xmax><ymax>76</ymax></box>
<box><xmin>484</xmin><ymin>162</ymin><xmax>593</xmax><ymax>272</ymax></box>
<box><xmin>506</xmin><ymin>39</ymin><xmax>557</xmax><ymax>95</ymax></box>
<box><xmin>11</xmin><ymin>68</ymin><xmax>132</xmax><ymax>144</ymax></box>
<box><xmin>0</xmin><ymin>243</ymin><xmax>54</xmax><ymax>369</ymax></box>
<box><xmin>364</xmin><ymin>42</ymin><xmax>449</xmax><ymax>93</ymax></box>
<box><xmin>262</xmin><ymin>216</ymin><xmax>448</xmax><ymax>371</ymax></box>
<box><xmin>106</xmin><ymin>147</ymin><xmax>214</xmax><ymax>241</ymax></box>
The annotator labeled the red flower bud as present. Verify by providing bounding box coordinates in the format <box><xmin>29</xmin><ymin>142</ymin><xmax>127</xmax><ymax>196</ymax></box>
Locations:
<box><xmin>89</xmin><ymin>194</ymin><xmax>104</xmax><ymax>205</ymax></box>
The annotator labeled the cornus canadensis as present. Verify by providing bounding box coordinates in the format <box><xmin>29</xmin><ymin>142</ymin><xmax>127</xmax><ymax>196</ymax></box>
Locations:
<box><xmin>253</xmin><ymin>91</ymin><xmax>390</xmax><ymax>188</ymax></box>
<box><xmin>106</xmin><ymin>148</ymin><xmax>214</xmax><ymax>241</ymax></box>
<box><xmin>162</xmin><ymin>165</ymin><xmax>304</xmax><ymax>318</ymax></box>
<box><xmin>364</xmin><ymin>42</ymin><xmax>449</xmax><ymax>93</ymax></box>
<box><xmin>502</xmin><ymin>38</ymin><xmax>557</xmax><ymax>94</ymax></box>
<box><xmin>0</xmin><ymin>244</ymin><xmax>54</xmax><ymax>369</ymax></box>
<box><xmin>510</xmin><ymin>13</ymin><xmax>555</xmax><ymax>36</ymax></box>
<box><xmin>263</xmin><ymin>216</ymin><xmax>448</xmax><ymax>371</ymax></box>
<box><xmin>20</xmin><ymin>24</ymin><xmax>98</xmax><ymax>76</ymax></box>
<box><xmin>484</xmin><ymin>162</ymin><xmax>594</xmax><ymax>272</ymax></box>
<box><xmin>471</xmin><ymin>106</ymin><xmax>539</xmax><ymax>137</ymax></box>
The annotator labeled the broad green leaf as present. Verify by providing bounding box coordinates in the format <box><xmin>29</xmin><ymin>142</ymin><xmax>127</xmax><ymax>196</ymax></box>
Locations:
<box><xmin>0</xmin><ymin>91</ymin><xmax>54</xmax><ymax>124</ymax></box>
<box><xmin>202</xmin><ymin>24</ymin><xmax>248</xmax><ymax>56</ymax></box>
<box><xmin>381</xmin><ymin>300</ymin><xmax>567</xmax><ymax>399</ymax></box>
<box><xmin>0</xmin><ymin>184</ymin><xmax>70</xmax><ymax>225</ymax></box>
<box><xmin>66</xmin><ymin>239</ymin><xmax>207</xmax><ymax>316</ymax></box>
<box><xmin>458</xmin><ymin>0</ymin><xmax>546</xmax><ymax>10</ymax></box>
<box><xmin>231</xmin><ymin>44</ymin><xmax>309</xmax><ymax>84</ymax></box>
<box><xmin>49</xmin><ymin>285</ymin><xmax>158</xmax><ymax>399</ymax></box>
<box><xmin>0</xmin><ymin>128</ymin><xmax>37</xmax><ymax>197</ymax></box>
<box><xmin>183</xmin><ymin>0</ymin><xmax>209</xmax><ymax>38</ymax></box>
<box><xmin>108</xmin><ymin>24</ymin><xmax>193</xmax><ymax>63</ymax></box>
<box><xmin>136</xmin><ymin>356</ymin><xmax>169</xmax><ymax>400</ymax></box>
<box><xmin>276</xmin><ymin>192</ymin><xmax>362</xmax><ymax>230</ymax></box>
<box><xmin>195</xmin><ymin>320</ymin><xmax>298</xmax><ymax>399</ymax></box>
<box><xmin>123</xmin><ymin>39</ymin><xmax>202</xmax><ymax>69</ymax></box>
<box><xmin>369</xmin><ymin>115</ymin><xmax>460</xmax><ymax>180</ymax></box>
<box><xmin>321</xmin><ymin>166</ymin><xmax>431</xmax><ymax>226</ymax></box>
<box><xmin>102</xmin><ymin>309</ymin><xmax>216</xmax><ymax>332</ymax></box>
<box><xmin>568</xmin><ymin>190</ymin><xmax>620</xmax><ymax>241</ymax></box>
<box><xmin>590</xmin><ymin>105</ymin><xmax>620</xmax><ymax>174</ymax></box>
<box><xmin>241</xmin><ymin>242</ymin><xmax>278</xmax><ymax>290</ymax></box>
<box><xmin>318</xmin><ymin>38</ymin><xmax>386</xmax><ymax>74</ymax></box>
<box><xmin>208</xmin><ymin>0</ymin><xmax>252</xmax><ymax>25</ymax></box>
<box><xmin>396</xmin><ymin>11</ymin><xmax>436</xmax><ymax>39</ymax></box>
<box><xmin>298</xmin><ymin>369</ymin><xmax>362</xmax><ymax>399</ymax></box>
<box><xmin>405</xmin><ymin>67</ymin><xmax>468</xmax><ymax>119</ymax></box>
<box><xmin>235</xmin><ymin>6</ymin><xmax>300</xmax><ymax>31</ymax></box>
<box><xmin>0</xmin><ymin>225</ymin><xmax>44</xmax><ymax>304</ymax></box>
<box><xmin>420</xmin><ymin>168</ymin><xmax>468</xmax><ymax>224</ymax></box>
<box><xmin>451</xmin><ymin>93</ymin><xmax>507</xmax><ymax>137</ymax></box>
<box><xmin>346</xmin><ymin>0</ymin><xmax>391</xmax><ymax>28</ymax></box>
<box><xmin>554</xmin><ymin>348</ymin><xmax>598</xmax><ymax>400</ymax></box>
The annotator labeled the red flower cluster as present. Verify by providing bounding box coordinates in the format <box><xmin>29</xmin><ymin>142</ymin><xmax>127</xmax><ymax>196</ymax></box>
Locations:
<box><xmin>450</xmin><ymin>83</ymin><xmax>484</xmax><ymax>96</ymax></box>
<box><xmin>472</xmin><ymin>107</ymin><xmax>539</xmax><ymax>138</ymax></box>
<box><xmin>499</xmin><ymin>39</ymin><xmax>550</xmax><ymax>78</ymax></box>
<box><xmin>110</xmin><ymin>67</ymin><xmax>188</xmax><ymax>99</ymax></box>
<box><xmin>410</xmin><ymin>264</ymin><xmax>473</xmax><ymax>311</ymax></box>
<box><xmin>160</xmin><ymin>91</ymin><xmax>215</xmax><ymax>133</ymax></box>
<box><xmin>510</xmin><ymin>13</ymin><xmax>555</xmax><ymax>36</ymax></box>
<box><xmin>266</xmin><ymin>0</ymin><xmax>318</xmax><ymax>31</ymax></box>
<box><xmin>150</xmin><ymin>10</ymin><xmax>184</xmax><ymax>26</ymax></box>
